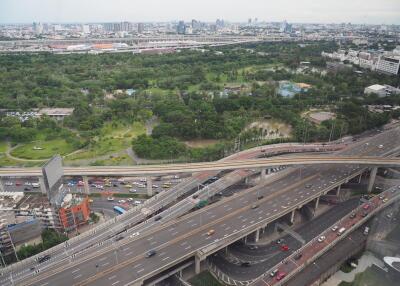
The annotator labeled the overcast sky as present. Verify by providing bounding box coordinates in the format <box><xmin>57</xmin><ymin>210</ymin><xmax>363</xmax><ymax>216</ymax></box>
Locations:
<box><xmin>1</xmin><ymin>0</ymin><xmax>400</xmax><ymax>24</ymax></box>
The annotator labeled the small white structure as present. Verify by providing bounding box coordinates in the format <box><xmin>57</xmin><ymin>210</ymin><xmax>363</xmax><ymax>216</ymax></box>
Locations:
<box><xmin>364</xmin><ymin>84</ymin><xmax>400</xmax><ymax>97</ymax></box>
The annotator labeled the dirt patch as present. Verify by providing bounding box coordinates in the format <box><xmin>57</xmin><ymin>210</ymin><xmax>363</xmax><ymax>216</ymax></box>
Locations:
<box><xmin>246</xmin><ymin>119</ymin><xmax>292</xmax><ymax>138</ymax></box>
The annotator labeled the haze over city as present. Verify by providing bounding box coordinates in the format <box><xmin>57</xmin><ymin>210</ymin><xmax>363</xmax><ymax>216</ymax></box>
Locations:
<box><xmin>1</xmin><ymin>0</ymin><xmax>400</xmax><ymax>24</ymax></box>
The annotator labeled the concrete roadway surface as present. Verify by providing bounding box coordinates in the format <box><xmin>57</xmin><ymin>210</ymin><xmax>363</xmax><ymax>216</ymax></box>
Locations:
<box><xmin>0</xmin><ymin>140</ymin><xmax>308</xmax><ymax>281</ymax></box>
<box><xmin>0</xmin><ymin>143</ymin><xmax>344</xmax><ymax>281</ymax></box>
<box><xmin>253</xmin><ymin>187</ymin><xmax>399</xmax><ymax>286</ymax></box>
<box><xmin>6</xmin><ymin>128</ymin><xmax>399</xmax><ymax>286</ymax></box>
<box><xmin>210</xmin><ymin>198</ymin><xmax>360</xmax><ymax>281</ymax></box>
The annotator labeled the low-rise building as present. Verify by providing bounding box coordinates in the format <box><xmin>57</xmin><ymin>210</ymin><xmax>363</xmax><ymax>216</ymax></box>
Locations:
<box><xmin>58</xmin><ymin>194</ymin><xmax>90</xmax><ymax>232</ymax></box>
<box><xmin>364</xmin><ymin>84</ymin><xmax>400</xmax><ymax>97</ymax></box>
<box><xmin>376</xmin><ymin>55</ymin><xmax>400</xmax><ymax>75</ymax></box>
<box><xmin>38</xmin><ymin>108</ymin><xmax>74</xmax><ymax>121</ymax></box>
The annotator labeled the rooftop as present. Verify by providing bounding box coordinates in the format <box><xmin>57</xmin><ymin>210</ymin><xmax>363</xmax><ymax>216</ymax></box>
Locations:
<box><xmin>38</xmin><ymin>108</ymin><xmax>74</xmax><ymax>116</ymax></box>
<box><xmin>366</xmin><ymin>84</ymin><xmax>386</xmax><ymax>91</ymax></box>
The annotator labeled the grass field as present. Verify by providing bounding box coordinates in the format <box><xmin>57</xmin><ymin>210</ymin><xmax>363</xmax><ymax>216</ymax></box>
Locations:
<box><xmin>10</xmin><ymin>139</ymin><xmax>76</xmax><ymax>160</ymax></box>
<box><xmin>0</xmin><ymin>154</ymin><xmax>42</xmax><ymax>167</ymax></box>
<box><xmin>0</xmin><ymin>141</ymin><xmax>7</xmax><ymax>153</ymax></box>
<box><xmin>66</xmin><ymin>122</ymin><xmax>146</xmax><ymax>161</ymax></box>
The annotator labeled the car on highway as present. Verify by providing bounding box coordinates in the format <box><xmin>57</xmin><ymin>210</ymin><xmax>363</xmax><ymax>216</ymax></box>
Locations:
<box><xmin>364</xmin><ymin>227</ymin><xmax>370</xmax><ymax>235</ymax></box>
<box><xmin>248</xmin><ymin>245</ymin><xmax>258</xmax><ymax>250</ymax></box>
<box><xmin>125</xmin><ymin>184</ymin><xmax>133</xmax><ymax>188</ymax></box>
<box><xmin>15</xmin><ymin>181</ymin><xmax>22</xmax><ymax>186</ymax></box>
<box><xmin>115</xmin><ymin>236</ymin><xmax>124</xmax><ymax>241</ymax></box>
<box><xmin>280</xmin><ymin>244</ymin><xmax>289</xmax><ymax>251</ymax></box>
<box><xmin>5</xmin><ymin>182</ymin><xmax>13</xmax><ymax>186</ymax></box>
<box><xmin>270</xmin><ymin>269</ymin><xmax>278</xmax><ymax>277</ymax></box>
<box><xmin>130</xmin><ymin>232</ymin><xmax>140</xmax><ymax>238</ymax></box>
<box><xmin>118</xmin><ymin>200</ymin><xmax>126</xmax><ymax>204</ymax></box>
<box><xmin>276</xmin><ymin>238</ymin><xmax>284</xmax><ymax>244</ymax></box>
<box><xmin>331</xmin><ymin>225</ymin><xmax>339</xmax><ymax>232</ymax></box>
<box><xmin>257</xmin><ymin>195</ymin><xmax>264</xmax><ymax>200</ymax></box>
<box><xmin>317</xmin><ymin>235</ymin><xmax>326</xmax><ymax>243</ymax></box>
<box><xmin>350</xmin><ymin>212</ymin><xmax>356</xmax><ymax>219</ymax></box>
<box><xmin>134</xmin><ymin>200</ymin><xmax>142</xmax><ymax>205</ymax></box>
<box><xmin>241</xmin><ymin>262</ymin><xmax>251</xmax><ymax>267</ymax></box>
<box><xmin>154</xmin><ymin>216</ymin><xmax>162</xmax><ymax>221</ymax></box>
<box><xmin>294</xmin><ymin>253</ymin><xmax>303</xmax><ymax>260</ymax></box>
<box><xmin>129</xmin><ymin>189</ymin><xmax>137</xmax><ymax>193</ymax></box>
<box><xmin>38</xmin><ymin>255</ymin><xmax>51</xmax><ymax>263</ymax></box>
<box><xmin>305</xmin><ymin>184</ymin><xmax>313</xmax><ymax>188</ymax></box>
<box><xmin>338</xmin><ymin>227</ymin><xmax>346</xmax><ymax>236</ymax></box>
<box><xmin>378</xmin><ymin>144</ymin><xmax>383</xmax><ymax>149</ymax></box>
<box><xmin>192</xmin><ymin>194</ymin><xmax>199</xmax><ymax>199</ymax></box>
<box><xmin>146</xmin><ymin>250</ymin><xmax>156</xmax><ymax>258</ymax></box>
<box><xmin>107</xmin><ymin>197</ymin><xmax>114</xmax><ymax>201</ymax></box>
<box><xmin>363</xmin><ymin>204</ymin><xmax>370</xmax><ymax>210</ymax></box>
<box><xmin>251</xmin><ymin>204</ymin><xmax>259</xmax><ymax>209</ymax></box>
<box><xmin>24</xmin><ymin>187</ymin><xmax>31</xmax><ymax>191</ymax></box>
<box><xmin>383</xmin><ymin>198</ymin><xmax>388</xmax><ymax>203</ymax></box>
<box><xmin>207</xmin><ymin>229</ymin><xmax>215</xmax><ymax>236</ymax></box>
<box><xmin>276</xmin><ymin>271</ymin><xmax>286</xmax><ymax>281</ymax></box>
<box><xmin>24</xmin><ymin>182</ymin><xmax>31</xmax><ymax>186</ymax></box>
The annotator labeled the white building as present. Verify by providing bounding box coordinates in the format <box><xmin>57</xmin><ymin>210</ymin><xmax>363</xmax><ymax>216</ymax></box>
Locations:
<box><xmin>364</xmin><ymin>84</ymin><xmax>400</xmax><ymax>97</ymax></box>
<box><xmin>376</xmin><ymin>55</ymin><xmax>400</xmax><ymax>75</ymax></box>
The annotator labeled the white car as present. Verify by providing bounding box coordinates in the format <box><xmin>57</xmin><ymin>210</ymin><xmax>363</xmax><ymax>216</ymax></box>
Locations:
<box><xmin>318</xmin><ymin>235</ymin><xmax>326</xmax><ymax>243</ymax></box>
<box><xmin>378</xmin><ymin>144</ymin><xmax>383</xmax><ymax>149</ymax></box>
<box><xmin>130</xmin><ymin>232</ymin><xmax>140</xmax><ymax>238</ymax></box>
<box><xmin>127</xmin><ymin>198</ymin><xmax>133</xmax><ymax>202</ymax></box>
<box><xmin>118</xmin><ymin>200</ymin><xmax>126</xmax><ymax>204</ymax></box>
<box><xmin>5</xmin><ymin>182</ymin><xmax>13</xmax><ymax>186</ymax></box>
<box><xmin>24</xmin><ymin>182</ymin><xmax>32</xmax><ymax>186</ymax></box>
<box><xmin>107</xmin><ymin>197</ymin><xmax>114</xmax><ymax>201</ymax></box>
<box><xmin>331</xmin><ymin>226</ymin><xmax>339</xmax><ymax>232</ymax></box>
<box><xmin>134</xmin><ymin>200</ymin><xmax>142</xmax><ymax>205</ymax></box>
<box><xmin>129</xmin><ymin>189</ymin><xmax>137</xmax><ymax>193</ymax></box>
<box><xmin>139</xmin><ymin>178</ymin><xmax>147</xmax><ymax>182</ymax></box>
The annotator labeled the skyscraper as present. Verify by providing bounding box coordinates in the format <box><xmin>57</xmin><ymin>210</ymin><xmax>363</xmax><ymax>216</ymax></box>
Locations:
<box><xmin>177</xmin><ymin>21</ymin><xmax>186</xmax><ymax>34</ymax></box>
<box><xmin>137</xmin><ymin>23</ymin><xmax>144</xmax><ymax>34</ymax></box>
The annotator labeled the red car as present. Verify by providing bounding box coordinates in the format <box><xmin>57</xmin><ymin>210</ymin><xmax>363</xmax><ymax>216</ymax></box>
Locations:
<box><xmin>280</xmin><ymin>244</ymin><xmax>289</xmax><ymax>251</ymax></box>
<box><xmin>276</xmin><ymin>271</ymin><xmax>286</xmax><ymax>281</ymax></box>
<box><xmin>15</xmin><ymin>181</ymin><xmax>22</xmax><ymax>186</ymax></box>
<box><xmin>363</xmin><ymin>204</ymin><xmax>370</xmax><ymax>210</ymax></box>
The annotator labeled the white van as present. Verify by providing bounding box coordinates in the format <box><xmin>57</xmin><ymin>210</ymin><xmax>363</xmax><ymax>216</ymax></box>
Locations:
<box><xmin>337</xmin><ymin>227</ymin><xmax>346</xmax><ymax>236</ymax></box>
<box><xmin>32</xmin><ymin>183</ymin><xmax>40</xmax><ymax>188</ymax></box>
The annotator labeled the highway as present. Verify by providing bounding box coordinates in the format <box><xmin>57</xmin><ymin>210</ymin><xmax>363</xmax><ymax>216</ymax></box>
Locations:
<box><xmin>0</xmin><ymin>143</ymin><xmax>339</xmax><ymax>283</ymax></box>
<box><xmin>3</xmin><ymin>127</ymin><xmax>398</xmax><ymax>286</ymax></box>
<box><xmin>1</xmin><ymin>155</ymin><xmax>400</xmax><ymax>177</ymax></box>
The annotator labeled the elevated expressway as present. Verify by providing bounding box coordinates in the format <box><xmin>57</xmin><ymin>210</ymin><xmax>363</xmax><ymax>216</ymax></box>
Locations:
<box><xmin>0</xmin><ymin>143</ymin><xmax>344</xmax><ymax>283</ymax></box>
<box><xmin>2</xmin><ymin>127</ymin><xmax>398</xmax><ymax>286</ymax></box>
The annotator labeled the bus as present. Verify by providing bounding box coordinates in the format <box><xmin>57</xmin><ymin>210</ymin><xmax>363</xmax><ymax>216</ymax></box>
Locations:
<box><xmin>113</xmin><ymin>206</ymin><xmax>126</xmax><ymax>215</ymax></box>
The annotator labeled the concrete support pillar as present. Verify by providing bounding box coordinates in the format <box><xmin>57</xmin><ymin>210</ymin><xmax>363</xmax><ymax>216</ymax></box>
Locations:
<box><xmin>243</xmin><ymin>236</ymin><xmax>248</xmax><ymax>244</ymax></box>
<box><xmin>368</xmin><ymin>167</ymin><xmax>378</xmax><ymax>193</ymax></box>
<box><xmin>83</xmin><ymin>176</ymin><xmax>90</xmax><ymax>194</ymax></box>
<box><xmin>38</xmin><ymin>176</ymin><xmax>47</xmax><ymax>195</ymax></box>
<box><xmin>254</xmin><ymin>229</ymin><xmax>260</xmax><ymax>243</ymax></box>
<box><xmin>195</xmin><ymin>255</ymin><xmax>202</xmax><ymax>274</ymax></box>
<box><xmin>336</xmin><ymin>185</ymin><xmax>341</xmax><ymax>197</ymax></box>
<box><xmin>290</xmin><ymin>210</ymin><xmax>295</xmax><ymax>224</ymax></box>
<box><xmin>260</xmin><ymin>168</ymin><xmax>266</xmax><ymax>181</ymax></box>
<box><xmin>267</xmin><ymin>168</ymin><xmax>271</xmax><ymax>175</ymax></box>
<box><xmin>314</xmin><ymin>197</ymin><xmax>320</xmax><ymax>210</ymax></box>
<box><xmin>0</xmin><ymin>178</ymin><xmax>4</xmax><ymax>192</ymax></box>
<box><xmin>358</xmin><ymin>173</ymin><xmax>362</xmax><ymax>184</ymax></box>
<box><xmin>147</xmin><ymin>177</ymin><xmax>153</xmax><ymax>197</ymax></box>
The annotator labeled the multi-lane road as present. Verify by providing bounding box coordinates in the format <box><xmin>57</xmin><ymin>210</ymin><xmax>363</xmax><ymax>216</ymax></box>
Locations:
<box><xmin>2</xmin><ymin>127</ymin><xmax>398</xmax><ymax>286</ymax></box>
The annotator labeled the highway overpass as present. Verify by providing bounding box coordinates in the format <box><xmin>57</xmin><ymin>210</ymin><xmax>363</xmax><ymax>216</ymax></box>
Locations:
<box><xmin>1</xmin><ymin>126</ymin><xmax>398</xmax><ymax>286</ymax></box>
<box><xmin>0</xmin><ymin>156</ymin><xmax>399</xmax><ymax>177</ymax></box>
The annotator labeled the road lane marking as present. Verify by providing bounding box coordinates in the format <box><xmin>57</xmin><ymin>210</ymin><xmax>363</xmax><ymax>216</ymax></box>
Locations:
<box><xmin>162</xmin><ymin>256</ymin><xmax>170</xmax><ymax>261</ymax></box>
<box><xmin>73</xmin><ymin>274</ymin><xmax>82</xmax><ymax>279</ymax></box>
<box><xmin>133</xmin><ymin>263</ymin><xmax>142</xmax><ymax>269</ymax></box>
<box><xmin>125</xmin><ymin>251</ymin><xmax>133</xmax><ymax>256</ymax></box>
<box><xmin>108</xmin><ymin>275</ymin><xmax>117</xmax><ymax>280</ymax></box>
<box><xmin>100</xmin><ymin>262</ymin><xmax>110</xmax><ymax>267</ymax></box>
<box><xmin>111</xmin><ymin>281</ymin><xmax>120</xmax><ymax>286</ymax></box>
<box><xmin>137</xmin><ymin>268</ymin><xmax>144</xmax><ymax>273</ymax></box>
<box><xmin>72</xmin><ymin>268</ymin><xmax>80</xmax><ymax>273</ymax></box>
<box><xmin>185</xmin><ymin>246</ymin><xmax>191</xmax><ymax>250</ymax></box>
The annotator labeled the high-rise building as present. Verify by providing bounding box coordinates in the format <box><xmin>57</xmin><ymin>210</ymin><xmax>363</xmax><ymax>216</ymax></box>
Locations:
<box><xmin>376</xmin><ymin>55</ymin><xmax>400</xmax><ymax>75</ymax></box>
<box><xmin>33</xmin><ymin>22</ymin><xmax>43</xmax><ymax>35</ymax></box>
<box><xmin>81</xmin><ymin>24</ymin><xmax>90</xmax><ymax>34</ymax></box>
<box><xmin>137</xmin><ymin>23</ymin><xmax>144</xmax><ymax>34</ymax></box>
<box><xmin>177</xmin><ymin>21</ymin><xmax>186</xmax><ymax>34</ymax></box>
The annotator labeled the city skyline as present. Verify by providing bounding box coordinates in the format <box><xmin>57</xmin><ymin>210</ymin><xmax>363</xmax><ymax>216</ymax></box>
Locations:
<box><xmin>1</xmin><ymin>0</ymin><xmax>400</xmax><ymax>25</ymax></box>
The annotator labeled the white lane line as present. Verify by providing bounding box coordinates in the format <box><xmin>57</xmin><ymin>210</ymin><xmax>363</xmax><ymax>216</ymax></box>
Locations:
<box><xmin>159</xmin><ymin>252</ymin><xmax>166</xmax><ymax>256</ymax></box>
<box><xmin>180</xmin><ymin>242</ymin><xmax>187</xmax><ymax>246</ymax></box>
<box><xmin>150</xmin><ymin>241</ymin><xmax>157</xmax><ymax>245</ymax></box>
<box><xmin>100</xmin><ymin>262</ymin><xmax>110</xmax><ymax>267</ymax></box>
<box><xmin>39</xmin><ymin>283</ymin><xmax>49</xmax><ymax>286</ymax></box>
<box><xmin>73</xmin><ymin>274</ymin><xmax>82</xmax><ymax>279</ymax></box>
<box><xmin>112</xmin><ymin>281</ymin><xmax>120</xmax><ymax>286</ymax></box>
<box><xmin>185</xmin><ymin>245</ymin><xmax>191</xmax><ymax>250</ymax></box>
<box><xmin>108</xmin><ymin>275</ymin><xmax>117</xmax><ymax>280</ymax></box>
<box><xmin>133</xmin><ymin>263</ymin><xmax>142</xmax><ymax>269</ymax></box>
<box><xmin>147</xmin><ymin>236</ymin><xmax>154</xmax><ymax>241</ymax></box>
<box><xmin>125</xmin><ymin>251</ymin><xmax>133</xmax><ymax>256</ymax></box>
<box><xmin>162</xmin><ymin>256</ymin><xmax>170</xmax><ymax>261</ymax></box>
<box><xmin>137</xmin><ymin>268</ymin><xmax>145</xmax><ymax>273</ymax></box>
<box><xmin>122</xmin><ymin>247</ymin><xmax>130</xmax><ymax>251</ymax></box>
<box><xmin>172</xmin><ymin>231</ymin><xmax>179</xmax><ymax>236</ymax></box>
<box><xmin>227</xmin><ymin>207</ymin><xmax>233</xmax><ymax>211</ymax></box>
<box><xmin>191</xmin><ymin>223</ymin><xmax>197</xmax><ymax>227</ymax></box>
<box><xmin>71</xmin><ymin>268</ymin><xmax>80</xmax><ymax>274</ymax></box>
